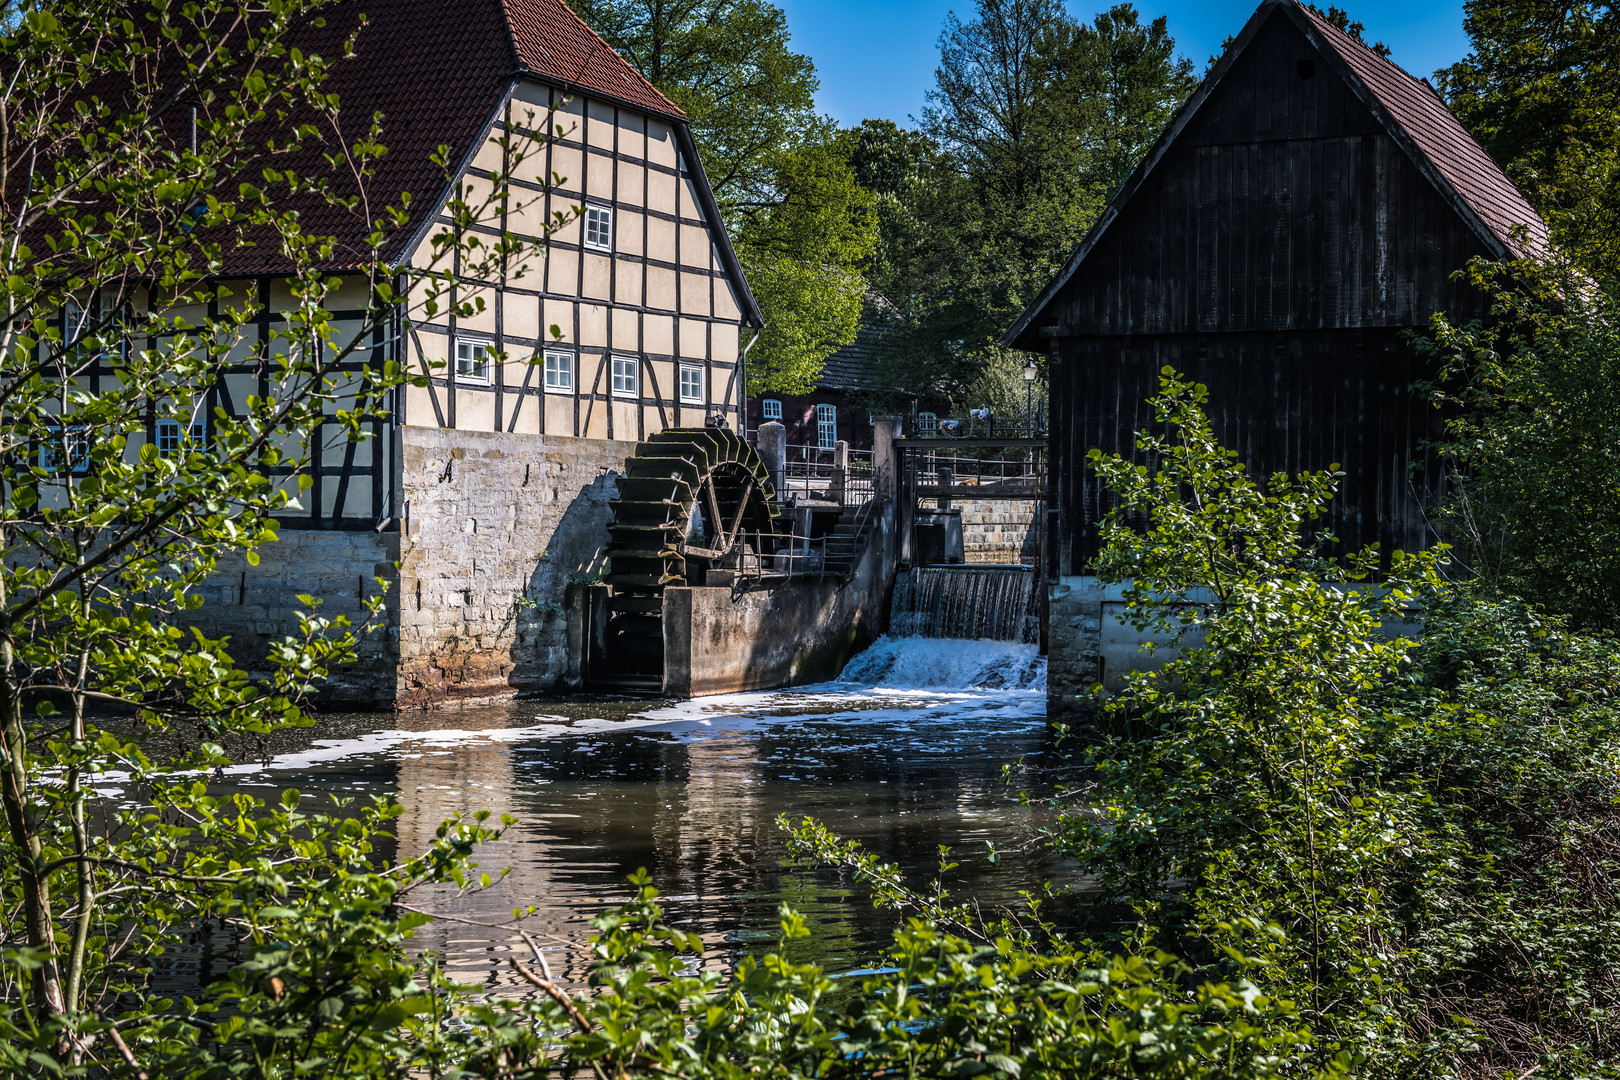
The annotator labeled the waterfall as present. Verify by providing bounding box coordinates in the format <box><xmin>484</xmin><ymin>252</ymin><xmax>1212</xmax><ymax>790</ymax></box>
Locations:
<box><xmin>838</xmin><ymin>635</ymin><xmax>1045</xmax><ymax>690</ymax></box>
<box><xmin>888</xmin><ymin>566</ymin><xmax>1038</xmax><ymax>644</ymax></box>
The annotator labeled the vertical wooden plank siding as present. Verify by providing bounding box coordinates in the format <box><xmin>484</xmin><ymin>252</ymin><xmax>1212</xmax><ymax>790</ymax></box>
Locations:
<box><xmin>1043</xmin><ymin>7</ymin><xmax>1499</xmax><ymax>573</ymax></box>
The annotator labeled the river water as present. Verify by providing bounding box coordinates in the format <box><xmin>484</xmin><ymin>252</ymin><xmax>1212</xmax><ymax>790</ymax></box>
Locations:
<box><xmin>202</xmin><ymin>635</ymin><xmax>1058</xmax><ymax>995</ymax></box>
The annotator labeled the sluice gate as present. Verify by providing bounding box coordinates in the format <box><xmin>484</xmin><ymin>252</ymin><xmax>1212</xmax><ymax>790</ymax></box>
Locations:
<box><xmin>890</xmin><ymin>565</ymin><xmax>1039</xmax><ymax>644</ymax></box>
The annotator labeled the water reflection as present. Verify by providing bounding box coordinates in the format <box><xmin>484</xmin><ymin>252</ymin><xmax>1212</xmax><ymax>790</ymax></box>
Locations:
<box><xmin>227</xmin><ymin>637</ymin><xmax>1063</xmax><ymax>995</ymax></box>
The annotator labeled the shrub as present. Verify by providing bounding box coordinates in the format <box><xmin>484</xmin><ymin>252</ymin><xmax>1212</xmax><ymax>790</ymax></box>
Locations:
<box><xmin>1058</xmin><ymin>368</ymin><xmax>1620</xmax><ymax>1077</ymax></box>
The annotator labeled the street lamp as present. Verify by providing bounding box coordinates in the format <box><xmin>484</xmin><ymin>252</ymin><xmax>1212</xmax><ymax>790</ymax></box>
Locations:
<box><xmin>1023</xmin><ymin>359</ymin><xmax>1038</xmax><ymax>432</ymax></box>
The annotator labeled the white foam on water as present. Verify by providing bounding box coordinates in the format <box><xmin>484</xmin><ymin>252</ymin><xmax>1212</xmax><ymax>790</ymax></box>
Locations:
<box><xmin>836</xmin><ymin>635</ymin><xmax>1046</xmax><ymax>693</ymax></box>
<box><xmin>88</xmin><ymin>711</ymin><xmax>705</xmax><ymax>793</ymax></box>
<box><xmin>83</xmin><ymin>636</ymin><xmax>1048</xmax><ymax>793</ymax></box>
<box><xmin>627</xmin><ymin>636</ymin><xmax>1045</xmax><ymax>738</ymax></box>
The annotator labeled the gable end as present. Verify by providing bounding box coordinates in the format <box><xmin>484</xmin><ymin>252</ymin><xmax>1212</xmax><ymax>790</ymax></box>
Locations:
<box><xmin>1005</xmin><ymin>0</ymin><xmax>1544</xmax><ymax>350</ymax></box>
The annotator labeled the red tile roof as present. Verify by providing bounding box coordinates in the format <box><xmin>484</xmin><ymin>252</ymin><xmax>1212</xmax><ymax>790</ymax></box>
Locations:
<box><xmin>1292</xmin><ymin>1</ymin><xmax>1547</xmax><ymax>257</ymax></box>
<box><xmin>504</xmin><ymin>0</ymin><xmax>685</xmax><ymax>121</ymax></box>
<box><xmin>215</xmin><ymin>0</ymin><xmax>683</xmax><ymax>274</ymax></box>
<box><xmin>240</xmin><ymin>0</ymin><xmax>514</xmax><ymax>273</ymax></box>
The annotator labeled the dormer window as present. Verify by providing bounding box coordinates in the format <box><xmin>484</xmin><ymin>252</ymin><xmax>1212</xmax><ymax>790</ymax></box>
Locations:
<box><xmin>584</xmin><ymin>205</ymin><xmax>613</xmax><ymax>251</ymax></box>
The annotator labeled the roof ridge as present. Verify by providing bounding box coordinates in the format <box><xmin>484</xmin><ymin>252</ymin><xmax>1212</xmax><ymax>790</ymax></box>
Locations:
<box><xmin>550</xmin><ymin>0</ymin><xmax>672</xmax><ymax>106</ymax></box>
<box><xmin>1289</xmin><ymin>1</ymin><xmax>1426</xmax><ymax>89</ymax></box>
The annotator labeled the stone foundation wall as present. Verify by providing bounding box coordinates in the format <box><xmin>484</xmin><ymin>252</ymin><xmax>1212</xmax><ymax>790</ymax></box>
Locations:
<box><xmin>189</xmin><ymin>531</ymin><xmax>402</xmax><ymax>706</ymax></box>
<box><xmin>1048</xmin><ymin>577</ymin><xmax>1229</xmax><ymax>724</ymax></box>
<box><xmin>397</xmin><ymin>426</ymin><xmax>638</xmax><ymax>707</ymax></box>
<box><xmin>958</xmin><ymin>499</ymin><xmax>1036</xmax><ymax>564</ymax></box>
<box><xmin>1046</xmin><ymin>575</ymin><xmax>1103</xmax><ymax>724</ymax></box>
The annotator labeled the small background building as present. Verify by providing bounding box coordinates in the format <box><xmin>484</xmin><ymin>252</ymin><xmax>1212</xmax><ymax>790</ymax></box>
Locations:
<box><xmin>1004</xmin><ymin>0</ymin><xmax>1546</xmax><ymax>716</ymax></box>
<box><xmin>746</xmin><ymin>317</ymin><xmax>912</xmax><ymax>453</ymax></box>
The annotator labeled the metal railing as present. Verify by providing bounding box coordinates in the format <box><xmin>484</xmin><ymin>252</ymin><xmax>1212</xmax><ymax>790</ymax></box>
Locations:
<box><xmin>766</xmin><ymin>443</ymin><xmax>875</xmax><ymax>507</ymax></box>
<box><xmin>720</xmin><ymin>529</ymin><xmax>862</xmax><ymax>580</ymax></box>
<box><xmin>908</xmin><ymin>413</ymin><xmax>1046</xmax><ymax>439</ymax></box>
<box><xmin>913</xmin><ymin>452</ymin><xmax>1042</xmax><ymax>486</ymax></box>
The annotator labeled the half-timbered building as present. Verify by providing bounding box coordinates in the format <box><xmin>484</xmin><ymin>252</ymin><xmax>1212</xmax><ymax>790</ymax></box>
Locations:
<box><xmin>1004</xmin><ymin>0</ymin><xmax>1545</xmax><ymax>713</ymax></box>
<box><xmin>171</xmin><ymin>0</ymin><xmax>762</xmax><ymax>705</ymax></box>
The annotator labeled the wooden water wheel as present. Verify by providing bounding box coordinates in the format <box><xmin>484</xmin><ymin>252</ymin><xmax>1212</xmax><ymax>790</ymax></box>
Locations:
<box><xmin>598</xmin><ymin>426</ymin><xmax>782</xmax><ymax>689</ymax></box>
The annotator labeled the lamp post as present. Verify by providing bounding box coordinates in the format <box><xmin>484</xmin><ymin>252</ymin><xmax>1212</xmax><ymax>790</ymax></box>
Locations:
<box><xmin>1023</xmin><ymin>358</ymin><xmax>1038</xmax><ymax>433</ymax></box>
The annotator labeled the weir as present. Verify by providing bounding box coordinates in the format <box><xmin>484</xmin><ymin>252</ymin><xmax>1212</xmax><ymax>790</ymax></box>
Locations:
<box><xmin>889</xmin><ymin>565</ymin><xmax>1039</xmax><ymax>644</ymax></box>
<box><xmin>570</xmin><ymin>412</ymin><xmax>1050</xmax><ymax>698</ymax></box>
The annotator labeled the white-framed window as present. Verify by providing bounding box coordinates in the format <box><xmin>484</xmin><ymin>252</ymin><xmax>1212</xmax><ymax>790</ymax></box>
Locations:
<box><xmin>156</xmin><ymin>418</ymin><xmax>207</xmax><ymax>458</ymax></box>
<box><xmin>816</xmin><ymin>403</ymin><xmax>837</xmax><ymax>449</ymax></box>
<box><xmin>584</xmin><ymin>205</ymin><xmax>613</xmax><ymax>251</ymax></box>
<box><xmin>63</xmin><ymin>294</ymin><xmax>126</xmax><ymax>359</ymax></box>
<box><xmin>40</xmin><ymin>424</ymin><xmax>90</xmax><ymax>475</ymax></box>
<box><xmin>917</xmin><ymin>411</ymin><xmax>937</xmax><ymax>436</ymax></box>
<box><xmin>611</xmin><ymin>354</ymin><xmax>639</xmax><ymax>397</ymax></box>
<box><xmin>543</xmin><ymin>349</ymin><xmax>573</xmax><ymax>392</ymax></box>
<box><xmin>63</xmin><ymin>298</ymin><xmax>85</xmax><ymax>348</ymax></box>
<box><xmin>761</xmin><ymin>399</ymin><xmax>782</xmax><ymax>420</ymax></box>
<box><xmin>454</xmin><ymin>337</ymin><xmax>493</xmax><ymax>383</ymax></box>
<box><xmin>679</xmin><ymin>365</ymin><xmax>703</xmax><ymax>404</ymax></box>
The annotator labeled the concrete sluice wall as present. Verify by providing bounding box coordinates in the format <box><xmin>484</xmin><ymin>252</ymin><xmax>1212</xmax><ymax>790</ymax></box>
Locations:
<box><xmin>890</xmin><ymin>565</ymin><xmax>1039</xmax><ymax>644</ymax></box>
<box><xmin>579</xmin><ymin>508</ymin><xmax>898</xmax><ymax>697</ymax></box>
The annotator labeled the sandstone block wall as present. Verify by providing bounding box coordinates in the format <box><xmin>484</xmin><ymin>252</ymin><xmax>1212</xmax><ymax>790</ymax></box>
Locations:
<box><xmin>397</xmin><ymin>426</ymin><xmax>637</xmax><ymax>707</ymax></box>
<box><xmin>958</xmin><ymin>498</ymin><xmax>1037</xmax><ymax>564</ymax></box>
<box><xmin>189</xmin><ymin>530</ymin><xmax>402</xmax><ymax>706</ymax></box>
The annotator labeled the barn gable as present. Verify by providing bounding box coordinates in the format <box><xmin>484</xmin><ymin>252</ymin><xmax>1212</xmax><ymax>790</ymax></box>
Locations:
<box><xmin>1004</xmin><ymin>0</ymin><xmax>1544</xmax><ymax>349</ymax></box>
<box><xmin>1012</xmin><ymin>0</ymin><xmax>1552</xmax><ymax>583</ymax></box>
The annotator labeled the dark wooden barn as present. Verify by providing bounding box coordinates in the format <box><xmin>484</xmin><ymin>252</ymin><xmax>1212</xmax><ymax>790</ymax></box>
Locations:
<box><xmin>1005</xmin><ymin>0</ymin><xmax>1546</xmax><ymax>576</ymax></box>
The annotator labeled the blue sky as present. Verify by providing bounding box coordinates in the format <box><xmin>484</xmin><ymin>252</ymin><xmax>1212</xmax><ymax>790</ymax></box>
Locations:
<box><xmin>777</xmin><ymin>0</ymin><xmax>1473</xmax><ymax>128</ymax></box>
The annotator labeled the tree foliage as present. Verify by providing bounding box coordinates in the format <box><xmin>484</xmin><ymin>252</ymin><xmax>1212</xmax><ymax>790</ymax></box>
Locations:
<box><xmin>1440</xmin><ymin>0</ymin><xmax>1620</xmax><ymax>280</ymax></box>
<box><xmin>569</xmin><ymin>0</ymin><xmax>876</xmax><ymax>393</ymax></box>
<box><xmin>1422</xmin><ymin>259</ymin><xmax>1620</xmax><ymax>631</ymax></box>
<box><xmin>1059</xmin><ymin>369</ymin><xmax>1620</xmax><ymax>1076</ymax></box>
<box><xmin>862</xmin><ymin>2</ymin><xmax>1193</xmax><ymax>406</ymax></box>
<box><xmin>0</xmin><ymin>0</ymin><xmax>562</xmax><ymax>1061</ymax></box>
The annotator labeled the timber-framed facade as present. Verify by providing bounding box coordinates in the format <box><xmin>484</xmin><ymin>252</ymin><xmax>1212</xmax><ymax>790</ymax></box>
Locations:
<box><xmin>159</xmin><ymin>0</ymin><xmax>764</xmax><ymax>706</ymax></box>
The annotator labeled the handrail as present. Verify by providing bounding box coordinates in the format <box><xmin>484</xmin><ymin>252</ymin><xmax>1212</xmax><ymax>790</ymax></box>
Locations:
<box><xmin>851</xmin><ymin>464</ymin><xmax>883</xmax><ymax>539</ymax></box>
